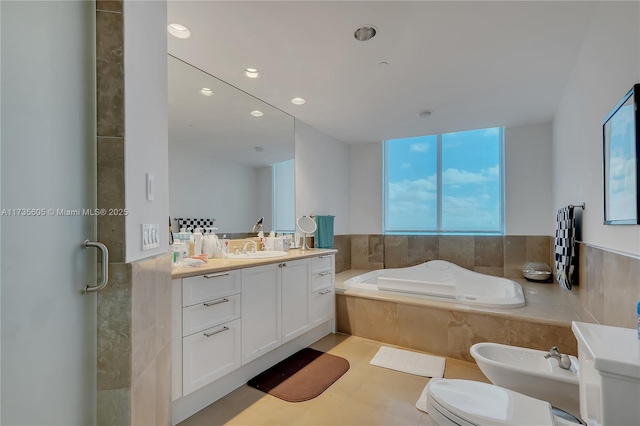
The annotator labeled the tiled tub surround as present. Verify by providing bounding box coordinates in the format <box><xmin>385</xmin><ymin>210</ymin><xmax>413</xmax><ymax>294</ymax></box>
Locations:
<box><xmin>341</xmin><ymin>235</ymin><xmax>638</xmax><ymax>321</ymax></box>
<box><xmin>335</xmin><ymin>270</ymin><xmax>579</xmax><ymax>362</ymax></box>
<box><xmin>334</xmin><ymin>234</ymin><xmax>553</xmax><ymax>276</ymax></box>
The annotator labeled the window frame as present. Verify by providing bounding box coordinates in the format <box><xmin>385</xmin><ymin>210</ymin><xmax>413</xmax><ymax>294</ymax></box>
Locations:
<box><xmin>383</xmin><ymin>127</ymin><xmax>505</xmax><ymax>235</ymax></box>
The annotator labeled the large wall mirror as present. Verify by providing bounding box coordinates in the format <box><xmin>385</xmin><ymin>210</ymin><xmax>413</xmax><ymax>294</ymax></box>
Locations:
<box><xmin>168</xmin><ymin>55</ymin><xmax>295</xmax><ymax>236</ymax></box>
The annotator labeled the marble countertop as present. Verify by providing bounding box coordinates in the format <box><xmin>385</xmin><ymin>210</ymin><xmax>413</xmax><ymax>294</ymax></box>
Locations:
<box><xmin>172</xmin><ymin>248</ymin><xmax>338</xmax><ymax>279</ymax></box>
<box><xmin>335</xmin><ymin>269</ymin><xmax>583</xmax><ymax>327</ymax></box>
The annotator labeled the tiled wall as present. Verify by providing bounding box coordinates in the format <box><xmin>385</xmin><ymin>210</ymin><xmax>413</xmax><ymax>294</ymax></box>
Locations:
<box><xmin>96</xmin><ymin>1</ymin><xmax>172</xmax><ymax>424</ymax></box>
<box><xmin>334</xmin><ymin>234</ymin><xmax>552</xmax><ymax>277</ymax></box>
<box><xmin>566</xmin><ymin>243</ymin><xmax>640</xmax><ymax>329</ymax></box>
<box><xmin>336</xmin><ymin>295</ymin><xmax>577</xmax><ymax>362</ymax></box>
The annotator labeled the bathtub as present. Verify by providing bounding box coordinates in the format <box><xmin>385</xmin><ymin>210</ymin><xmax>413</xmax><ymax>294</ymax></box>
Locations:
<box><xmin>343</xmin><ymin>260</ymin><xmax>525</xmax><ymax>308</ymax></box>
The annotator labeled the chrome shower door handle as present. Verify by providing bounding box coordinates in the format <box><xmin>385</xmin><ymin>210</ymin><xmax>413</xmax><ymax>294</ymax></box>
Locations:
<box><xmin>83</xmin><ymin>240</ymin><xmax>109</xmax><ymax>294</ymax></box>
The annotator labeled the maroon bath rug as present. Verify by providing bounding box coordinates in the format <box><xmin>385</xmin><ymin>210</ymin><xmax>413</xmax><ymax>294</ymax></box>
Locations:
<box><xmin>247</xmin><ymin>347</ymin><xmax>350</xmax><ymax>402</ymax></box>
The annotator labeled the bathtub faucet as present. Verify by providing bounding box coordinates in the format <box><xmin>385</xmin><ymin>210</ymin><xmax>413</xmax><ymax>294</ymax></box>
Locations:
<box><xmin>544</xmin><ymin>346</ymin><xmax>572</xmax><ymax>370</ymax></box>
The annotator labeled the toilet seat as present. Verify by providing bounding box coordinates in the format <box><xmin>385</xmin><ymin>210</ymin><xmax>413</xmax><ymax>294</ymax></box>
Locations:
<box><xmin>426</xmin><ymin>379</ymin><xmax>556</xmax><ymax>425</ymax></box>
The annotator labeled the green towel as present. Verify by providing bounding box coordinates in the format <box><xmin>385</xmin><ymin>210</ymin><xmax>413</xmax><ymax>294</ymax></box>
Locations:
<box><xmin>314</xmin><ymin>215</ymin><xmax>334</xmax><ymax>249</ymax></box>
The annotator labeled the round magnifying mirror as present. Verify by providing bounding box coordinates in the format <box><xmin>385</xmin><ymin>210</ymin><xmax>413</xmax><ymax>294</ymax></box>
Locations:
<box><xmin>296</xmin><ymin>216</ymin><xmax>317</xmax><ymax>250</ymax></box>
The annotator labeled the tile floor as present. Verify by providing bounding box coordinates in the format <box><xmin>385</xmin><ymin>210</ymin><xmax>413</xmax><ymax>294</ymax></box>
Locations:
<box><xmin>178</xmin><ymin>333</ymin><xmax>490</xmax><ymax>425</ymax></box>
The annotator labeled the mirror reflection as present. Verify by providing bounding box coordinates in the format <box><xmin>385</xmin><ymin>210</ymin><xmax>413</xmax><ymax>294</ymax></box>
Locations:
<box><xmin>168</xmin><ymin>55</ymin><xmax>295</xmax><ymax>237</ymax></box>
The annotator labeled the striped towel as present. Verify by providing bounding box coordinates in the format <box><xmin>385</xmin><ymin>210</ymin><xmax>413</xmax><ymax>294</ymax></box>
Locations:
<box><xmin>555</xmin><ymin>206</ymin><xmax>576</xmax><ymax>290</ymax></box>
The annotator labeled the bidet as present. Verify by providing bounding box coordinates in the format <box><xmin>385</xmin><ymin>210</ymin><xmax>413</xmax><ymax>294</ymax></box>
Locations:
<box><xmin>471</xmin><ymin>342</ymin><xmax>580</xmax><ymax>418</ymax></box>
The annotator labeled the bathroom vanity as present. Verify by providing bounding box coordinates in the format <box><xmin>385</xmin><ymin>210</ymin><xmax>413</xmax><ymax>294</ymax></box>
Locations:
<box><xmin>171</xmin><ymin>249</ymin><xmax>336</xmax><ymax>424</ymax></box>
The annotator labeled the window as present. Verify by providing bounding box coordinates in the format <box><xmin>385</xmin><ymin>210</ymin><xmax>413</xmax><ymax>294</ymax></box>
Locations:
<box><xmin>384</xmin><ymin>127</ymin><xmax>504</xmax><ymax>234</ymax></box>
<box><xmin>272</xmin><ymin>159</ymin><xmax>295</xmax><ymax>233</ymax></box>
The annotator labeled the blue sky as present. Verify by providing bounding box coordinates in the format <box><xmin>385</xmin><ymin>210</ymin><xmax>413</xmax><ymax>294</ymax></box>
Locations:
<box><xmin>385</xmin><ymin>127</ymin><xmax>502</xmax><ymax>232</ymax></box>
<box><xmin>605</xmin><ymin>102</ymin><xmax>636</xmax><ymax>219</ymax></box>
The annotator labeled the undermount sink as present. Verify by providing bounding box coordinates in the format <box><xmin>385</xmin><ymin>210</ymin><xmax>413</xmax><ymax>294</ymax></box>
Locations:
<box><xmin>224</xmin><ymin>250</ymin><xmax>288</xmax><ymax>260</ymax></box>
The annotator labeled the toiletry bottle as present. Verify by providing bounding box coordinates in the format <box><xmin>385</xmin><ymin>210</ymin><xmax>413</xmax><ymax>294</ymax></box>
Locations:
<box><xmin>193</xmin><ymin>227</ymin><xmax>203</xmax><ymax>256</ymax></box>
<box><xmin>188</xmin><ymin>232</ymin><xmax>195</xmax><ymax>257</ymax></box>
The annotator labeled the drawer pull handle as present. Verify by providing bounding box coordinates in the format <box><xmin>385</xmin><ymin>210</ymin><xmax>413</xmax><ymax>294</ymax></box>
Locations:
<box><xmin>319</xmin><ymin>289</ymin><xmax>332</xmax><ymax>295</ymax></box>
<box><xmin>318</xmin><ymin>271</ymin><xmax>331</xmax><ymax>276</ymax></box>
<box><xmin>203</xmin><ymin>298</ymin><xmax>229</xmax><ymax>307</ymax></box>
<box><xmin>279</xmin><ymin>263</ymin><xmax>287</xmax><ymax>268</ymax></box>
<box><xmin>204</xmin><ymin>272</ymin><xmax>230</xmax><ymax>279</ymax></box>
<box><xmin>204</xmin><ymin>326</ymin><xmax>229</xmax><ymax>337</ymax></box>
<box><xmin>319</xmin><ymin>255</ymin><xmax>331</xmax><ymax>259</ymax></box>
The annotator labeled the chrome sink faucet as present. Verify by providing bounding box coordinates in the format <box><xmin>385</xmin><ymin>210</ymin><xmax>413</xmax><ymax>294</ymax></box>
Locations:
<box><xmin>241</xmin><ymin>240</ymin><xmax>257</xmax><ymax>254</ymax></box>
<box><xmin>544</xmin><ymin>346</ymin><xmax>572</xmax><ymax>370</ymax></box>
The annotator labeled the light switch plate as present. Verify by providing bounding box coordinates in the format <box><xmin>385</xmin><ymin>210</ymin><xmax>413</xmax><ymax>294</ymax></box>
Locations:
<box><xmin>142</xmin><ymin>223</ymin><xmax>160</xmax><ymax>250</ymax></box>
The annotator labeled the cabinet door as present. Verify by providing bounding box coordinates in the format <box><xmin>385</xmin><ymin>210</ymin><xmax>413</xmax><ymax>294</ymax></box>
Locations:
<box><xmin>241</xmin><ymin>264</ymin><xmax>281</xmax><ymax>365</ymax></box>
<box><xmin>281</xmin><ymin>259</ymin><xmax>310</xmax><ymax>343</ymax></box>
<box><xmin>182</xmin><ymin>319</ymin><xmax>241</xmax><ymax>396</ymax></box>
<box><xmin>310</xmin><ymin>287</ymin><xmax>334</xmax><ymax>326</ymax></box>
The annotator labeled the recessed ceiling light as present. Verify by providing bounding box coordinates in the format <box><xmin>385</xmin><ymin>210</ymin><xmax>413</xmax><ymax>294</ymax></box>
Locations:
<box><xmin>245</xmin><ymin>68</ymin><xmax>260</xmax><ymax>78</ymax></box>
<box><xmin>167</xmin><ymin>23</ymin><xmax>191</xmax><ymax>39</ymax></box>
<box><xmin>354</xmin><ymin>25</ymin><xmax>377</xmax><ymax>41</ymax></box>
<box><xmin>199</xmin><ymin>87</ymin><xmax>213</xmax><ymax>96</ymax></box>
<box><xmin>418</xmin><ymin>110</ymin><xmax>433</xmax><ymax>118</ymax></box>
<box><xmin>250</xmin><ymin>110</ymin><xmax>264</xmax><ymax>117</ymax></box>
<box><xmin>254</xmin><ymin>146</ymin><xmax>264</xmax><ymax>152</ymax></box>
<box><xmin>291</xmin><ymin>97</ymin><xmax>306</xmax><ymax>105</ymax></box>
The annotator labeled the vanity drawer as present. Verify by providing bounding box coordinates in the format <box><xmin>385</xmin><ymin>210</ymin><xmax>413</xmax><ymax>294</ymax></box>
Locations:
<box><xmin>182</xmin><ymin>270</ymin><xmax>241</xmax><ymax>307</ymax></box>
<box><xmin>182</xmin><ymin>318</ymin><xmax>241</xmax><ymax>396</ymax></box>
<box><xmin>310</xmin><ymin>287</ymin><xmax>334</xmax><ymax>326</ymax></box>
<box><xmin>311</xmin><ymin>270</ymin><xmax>333</xmax><ymax>292</ymax></box>
<box><xmin>311</xmin><ymin>255</ymin><xmax>334</xmax><ymax>272</ymax></box>
<box><xmin>182</xmin><ymin>293</ymin><xmax>241</xmax><ymax>337</ymax></box>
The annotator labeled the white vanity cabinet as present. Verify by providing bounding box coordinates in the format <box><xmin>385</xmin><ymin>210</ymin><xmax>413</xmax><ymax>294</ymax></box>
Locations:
<box><xmin>172</xmin><ymin>270</ymin><xmax>242</xmax><ymax>399</ymax></box>
<box><xmin>309</xmin><ymin>255</ymin><xmax>335</xmax><ymax>326</ymax></box>
<box><xmin>281</xmin><ymin>259</ymin><xmax>311</xmax><ymax>343</ymax></box>
<box><xmin>241</xmin><ymin>263</ymin><xmax>282</xmax><ymax>365</ymax></box>
<box><xmin>172</xmin><ymin>251</ymin><xmax>336</xmax><ymax>422</ymax></box>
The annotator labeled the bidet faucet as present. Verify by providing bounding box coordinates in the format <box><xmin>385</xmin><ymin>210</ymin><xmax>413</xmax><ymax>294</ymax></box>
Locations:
<box><xmin>241</xmin><ymin>240</ymin><xmax>257</xmax><ymax>254</ymax></box>
<box><xmin>544</xmin><ymin>346</ymin><xmax>572</xmax><ymax>370</ymax></box>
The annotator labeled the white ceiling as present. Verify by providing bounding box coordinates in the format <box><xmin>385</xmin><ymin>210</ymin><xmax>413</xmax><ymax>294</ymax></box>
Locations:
<box><xmin>167</xmin><ymin>1</ymin><xmax>599</xmax><ymax>144</ymax></box>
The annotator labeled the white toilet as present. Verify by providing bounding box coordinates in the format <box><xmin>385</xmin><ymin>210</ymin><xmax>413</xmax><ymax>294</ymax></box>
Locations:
<box><xmin>425</xmin><ymin>322</ymin><xmax>640</xmax><ymax>425</ymax></box>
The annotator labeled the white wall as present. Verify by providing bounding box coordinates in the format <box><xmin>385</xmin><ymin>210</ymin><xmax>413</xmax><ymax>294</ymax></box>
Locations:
<box><xmin>124</xmin><ymin>0</ymin><xmax>170</xmax><ymax>262</ymax></box>
<box><xmin>295</xmin><ymin>120</ymin><xmax>350</xmax><ymax>235</ymax></box>
<box><xmin>505</xmin><ymin>123</ymin><xmax>553</xmax><ymax>235</ymax></box>
<box><xmin>350</xmin><ymin>142</ymin><xmax>383</xmax><ymax>234</ymax></box>
<box><xmin>553</xmin><ymin>1</ymin><xmax>640</xmax><ymax>256</ymax></box>
<box><xmin>169</xmin><ymin>152</ymin><xmax>262</xmax><ymax>234</ymax></box>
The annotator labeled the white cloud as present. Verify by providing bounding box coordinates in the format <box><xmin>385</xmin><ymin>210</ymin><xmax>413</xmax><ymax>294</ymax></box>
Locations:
<box><xmin>442</xmin><ymin>166</ymin><xmax>499</xmax><ymax>185</ymax></box>
<box><xmin>409</xmin><ymin>143</ymin><xmax>430</xmax><ymax>153</ymax></box>
<box><xmin>388</xmin><ymin>178</ymin><xmax>437</xmax><ymax>202</ymax></box>
<box><xmin>441</xmin><ymin>195</ymin><xmax>500</xmax><ymax>230</ymax></box>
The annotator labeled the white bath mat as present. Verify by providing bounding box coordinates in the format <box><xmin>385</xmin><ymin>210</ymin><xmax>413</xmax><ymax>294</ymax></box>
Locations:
<box><xmin>415</xmin><ymin>382</ymin><xmax>430</xmax><ymax>413</ymax></box>
<box><xmin>370</xmin><ymin>346</ymin><xmax>446</xmax><ymax>378</ymax></box>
